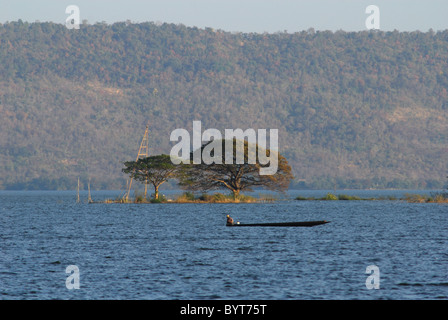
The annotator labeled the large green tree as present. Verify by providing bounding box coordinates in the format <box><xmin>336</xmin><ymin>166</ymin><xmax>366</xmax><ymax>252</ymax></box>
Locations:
<box><xmin>122</xmin><ymin>154</ymin><xmax>178</xmax><ymax>200</ymax></box>
<box><xmin>178</xmin><ymin>139</ymin><xmax>294</xmax><ymax>197</ymax></box>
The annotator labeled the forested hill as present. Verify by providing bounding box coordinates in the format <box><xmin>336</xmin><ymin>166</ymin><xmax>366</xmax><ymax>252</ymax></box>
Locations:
<box><xmin>0</xmin><ymin>21</ymin><xmax>447</xmax><ymax>190</ymax></box>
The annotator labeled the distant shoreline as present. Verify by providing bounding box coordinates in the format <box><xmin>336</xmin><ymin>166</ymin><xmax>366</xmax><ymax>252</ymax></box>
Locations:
<box><xmin>88</xmin><ymin>191</ymin><xmax>448</xmax><ymax>204</ymax></box>
<box><xmin>295</xmin><ymin>192</ymin><xmax>448</xmax><ymax>203</ymax></box>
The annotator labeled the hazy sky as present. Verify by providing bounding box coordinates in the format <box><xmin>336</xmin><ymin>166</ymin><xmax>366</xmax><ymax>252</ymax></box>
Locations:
<box><xmin>1</xmin><ymin>0</ymin><xmax>447</xmax><ymax>33</ymax></box>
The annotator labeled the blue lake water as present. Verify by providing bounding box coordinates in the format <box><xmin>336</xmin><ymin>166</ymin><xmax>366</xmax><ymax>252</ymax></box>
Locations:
<box><xmin>0</xmin><ymin>190</ymin><xmax>447</xmax><ymax>300</ymax></box>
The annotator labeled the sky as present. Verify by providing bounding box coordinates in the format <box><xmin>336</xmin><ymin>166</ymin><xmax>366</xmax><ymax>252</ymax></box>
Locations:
<box><xmin>1</xmin><ymin>0</ymin><xmax>447</xmax><ymax>33</ymax></box>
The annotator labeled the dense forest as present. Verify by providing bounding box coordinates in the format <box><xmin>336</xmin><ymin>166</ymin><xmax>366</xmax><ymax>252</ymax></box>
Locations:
<box><xmin>0</xmin><ymin>21</ymin><xmax>447</xmax><ymax>190</ymax></box>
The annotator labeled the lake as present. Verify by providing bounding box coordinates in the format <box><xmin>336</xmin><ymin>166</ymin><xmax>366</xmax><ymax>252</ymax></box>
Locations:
<box><xmin>0</xmin><ymin>190</ymin><xmax>446</xmax><ymax>300</ymax></box>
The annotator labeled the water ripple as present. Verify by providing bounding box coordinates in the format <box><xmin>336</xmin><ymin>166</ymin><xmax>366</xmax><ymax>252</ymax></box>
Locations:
<box><xmin>0</xmin><ymin>190</ymin><xmax>447</xmax><ymax>300</ymax></box>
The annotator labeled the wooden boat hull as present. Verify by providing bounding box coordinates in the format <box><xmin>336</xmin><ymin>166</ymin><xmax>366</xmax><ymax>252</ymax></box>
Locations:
<box><xmin>227</xmin><ymin>220</ymin><xmax>329</xmax><ymax>227</ymax></box>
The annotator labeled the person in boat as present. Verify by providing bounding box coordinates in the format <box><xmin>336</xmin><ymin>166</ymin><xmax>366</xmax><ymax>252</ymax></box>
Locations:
<box><xmin>226</xmin><ymin>215</ymin><xmax>234</xmax><ymax>226</ymax></box>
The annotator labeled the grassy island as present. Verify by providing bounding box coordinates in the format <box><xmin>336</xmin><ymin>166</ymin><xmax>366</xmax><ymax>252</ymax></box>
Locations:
<box><xmin>97</xmin><ymin>191</ymin><xmax>277</xmax><ymax>204</ymax></box>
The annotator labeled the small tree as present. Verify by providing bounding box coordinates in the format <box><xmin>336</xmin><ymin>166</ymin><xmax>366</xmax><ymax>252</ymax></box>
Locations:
<box><xmin>122</xmin><ymin>154</ymin><xmax>178</xmax><ymax>200</ymax></box>
<box><xmin>178</xmin><ymin>139</ymin><xmax>294</xmax><ymax>197</ymax></box>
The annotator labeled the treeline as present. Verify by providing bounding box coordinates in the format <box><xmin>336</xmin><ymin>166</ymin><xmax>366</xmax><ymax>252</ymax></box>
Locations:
<box><xmin>0</xmin><ymin>21</ymin><xmax>447</xmax><ymax>190</ymax></box>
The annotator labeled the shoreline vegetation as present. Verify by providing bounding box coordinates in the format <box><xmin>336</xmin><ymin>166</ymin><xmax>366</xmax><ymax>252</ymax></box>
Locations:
<box><xmin>97</xmin><ymin>192</ymin><xmax>278</xmax><ymax>204</ymax></box>
<box><xmin>92</xmin><ymin>191</ymin><xmax>448</xmax><ymax>204</ymax></box>
<box><xmin>296</xmin><ymin>192</ymin><xmax>448</xmax><ymax>203</ymax></box>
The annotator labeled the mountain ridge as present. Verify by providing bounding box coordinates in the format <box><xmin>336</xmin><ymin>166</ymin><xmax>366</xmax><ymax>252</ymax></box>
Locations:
<box><xmin>0</xmin><ymin>21</ymin><xmax>447</xmax><ymax>190</ymax></box>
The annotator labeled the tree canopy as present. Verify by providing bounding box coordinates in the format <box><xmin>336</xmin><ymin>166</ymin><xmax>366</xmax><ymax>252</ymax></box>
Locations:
<box><xmin>178</xmin><ymin>139</ymin><xmax>293</xmax><ymax>197</ymax></box>
<box><xmin>122</xmin><ymin>154</ymin><xmax>178</xmax><ymax>199</ymax></box>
